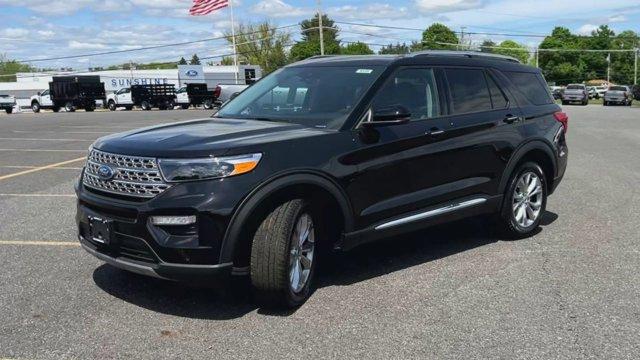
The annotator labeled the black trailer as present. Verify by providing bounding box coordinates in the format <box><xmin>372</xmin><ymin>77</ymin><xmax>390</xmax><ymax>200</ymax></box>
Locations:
<box><xmin>131</xmin><ymin>84</ymin><xmax>176</xmax><ymax>110</ymax></box>
<box><xmin>49</xmin><ymin>76</ymin><xmax>106</xmax><ymax>112</ymax></box>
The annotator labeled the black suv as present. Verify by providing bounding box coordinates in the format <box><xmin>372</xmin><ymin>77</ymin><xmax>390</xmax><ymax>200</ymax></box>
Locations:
<box><xmin>76</xmin><ymin>51</ymin><xmax>568</xmax><ymax>307</ymax></box>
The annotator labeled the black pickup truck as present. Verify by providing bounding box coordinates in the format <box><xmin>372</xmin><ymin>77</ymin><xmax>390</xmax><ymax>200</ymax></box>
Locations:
<box><xmin>46</xmin><ymin>76</ymin><xmax>105</xmax><ymax>112</ymax></box>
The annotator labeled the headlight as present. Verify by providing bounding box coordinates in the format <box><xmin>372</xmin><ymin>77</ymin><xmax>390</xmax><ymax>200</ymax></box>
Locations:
<box><xmin>158</xmin><ymin>153</ymin><xmax>262</xmax><ymax>182</ymax></box>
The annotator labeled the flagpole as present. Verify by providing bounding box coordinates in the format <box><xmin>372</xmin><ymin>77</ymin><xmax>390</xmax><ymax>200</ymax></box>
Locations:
<box><xmin>229</xmin><ymin>0</ymin><xmax>239</xmax><ymax>84</ymax></box>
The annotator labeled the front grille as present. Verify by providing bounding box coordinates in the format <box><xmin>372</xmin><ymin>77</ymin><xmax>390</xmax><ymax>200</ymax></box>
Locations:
<box><xmin>83</xmin><ymin>149</ymin><xmax>170</xmax><ymax>199</ymax></box>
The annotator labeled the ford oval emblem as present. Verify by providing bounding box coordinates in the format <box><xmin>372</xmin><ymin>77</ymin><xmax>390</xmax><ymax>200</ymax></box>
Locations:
<box><xmin>185</xmin><ymin>70</ymin><xmax>198</xmax><ymax>77</ymax></box>
<box><xmin>97</xmin><ymin>165</ymin><xmax>115</xmax><ymax>181</ymax></box>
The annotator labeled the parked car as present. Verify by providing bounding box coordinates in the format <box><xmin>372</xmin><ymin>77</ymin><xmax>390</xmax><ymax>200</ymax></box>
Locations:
<box><xmin>561</xmin><ymin>84</ymin><xmax>589</xmax><ymax>105</ymax></box>
<box><xmin>594</xmin><ymin>86</ymin><xmax>607</xmax><ymax>99</ymax></box>
<box><xmin>587</xmin><ymin>86</ymin><xmax>598</xmax><ymax>99</ymax></box>
<box><xmin>76</xmin><ymin>51</ymin><xmax>568</xmax><ymax>308</ymax></box>
<box><xmin>603</xmin><ymin>85</ymin><xmax>633</xmax><ymax>106</ymax></box>
<box><xmin>0</xmin><ymin>94</ymin><xmax>16</xmax><ymax>114</ymax></box>
<box><xmin>630</xmin><ymin>85</ymin><xmax>640</xmax><ymax>101</ymax></box>
<box><xmin>213</xmin><ymin>83</ymin><xmax>249</xmax><ymax>107</ymax></box>
<box><xmin>31</xmin><ymin>76</ymin><xmax>105</xmax><ymax>113</ymax></box>
<box><xmin>551</xmin><ymin>88</ymin><xmax>563</xmax><ymax>100</ymax></box>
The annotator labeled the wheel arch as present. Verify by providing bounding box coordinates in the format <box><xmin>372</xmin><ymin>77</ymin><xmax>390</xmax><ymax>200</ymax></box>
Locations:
<box><xmin>219</xmin><ymin>171</ymin><xmax>354</xmax><ymax>267</ymax></box>
<box><xmin>499</xmin><ymin>140</ymin><xmax>557</xmax><ymax>196</ymax></box>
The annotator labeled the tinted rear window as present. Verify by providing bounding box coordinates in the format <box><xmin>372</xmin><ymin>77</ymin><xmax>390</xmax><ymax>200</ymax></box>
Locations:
<box><xmin>506</xmin><ymin>71</ymin><xmax>554</xmax><ymax>105</ymax></box>
<box><xmin>609</xmin><ymin>86</ymin><xmax>627</xmax><ymax>91</ymax></box>
<box><xmin>566</xmin><ymin>85</ymin><xmax>584</xmax><ymax>90</ymax></box>
<box><xmin>445</xmin><ymin>68</ymin><xmax>492</xmax><ymax>114</ymax></box>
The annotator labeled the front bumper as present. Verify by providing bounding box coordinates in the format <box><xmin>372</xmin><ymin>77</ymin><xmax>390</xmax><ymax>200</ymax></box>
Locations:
<box><xmin>79</xmin><ymin>235</ymin><xmax>232</xmax><ymax>280</ymax></box>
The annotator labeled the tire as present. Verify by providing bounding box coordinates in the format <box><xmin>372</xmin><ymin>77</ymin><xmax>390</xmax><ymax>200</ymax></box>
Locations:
<box><xmin>583</xmin><ymin>99</ymin><xmax>588</xmax><ymax>106</ymax></box>
<box><xmin>166</xmin><ymin>100</ymin><xmax>175</xmax><ymax>110</ymax></box>
<box><xmin>203</xmin><ymin>99</ymin><xmax>213</xmax><ymax>110</ymax></box>
<box><xmin>52</xmin><ymin>107</ymin><xmax>60</xmax><ymax>113</ymax></box>
<box><xmin>31</xmin><ymin>101</ymin><xmax>41</xmax><ymax>113</ymax></box>
<box><xmin>181</xmin><ymin>104</ymin><xmax>190</xmax><ymax>110</ymax></box>
<box><xmin>125</xmin><ymin>106</ymin><xmax>133</xmax><ymax>111</ymax></box>
<box><xmin>561</xmin><ymin>100</ymin><xmax>568</xmax><ymax>105</ymax></box>
<box><xmin>251</xmin><ymin>199</ymin><xmax>318</xmax><ymax>308</ymax></box>
<box><xmin>65</xmin><ymin>102</ymin><xmax>75</xmax><ymax>112</ymax></box>
<box><xmin>85</xmin><ymin>107</ymin><xmax>94</xmax><ymax>112</ymax></box>
<box><xmin>496</xmin><ymin>162</ymin><xmax>547</xmax><ymax>239</ymax></box>
<box><xmin>5</xmin><ymin>108</ymin><xmax>12</xmax><ymax>114</ymax></box>
<box><xmin>603</xmin><ymin>101</ymin><xmax>608</xmax><ymax>106</ymax></box>
<box><xmin>108</xmin><ymin>100</ymin><xmax>117</xmax><ymax>111</ymax></box>
<box><xmin>141</xmin><ymin>101</ymin><xmax>151</xmax><ymax>111</ymax></box>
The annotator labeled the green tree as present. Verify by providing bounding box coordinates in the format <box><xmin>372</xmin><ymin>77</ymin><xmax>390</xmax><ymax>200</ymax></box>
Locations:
<box><xmin>341</xmin><ymin>42</ymin><xmax>374</xmax><ymax>55</ymax></box>
<box><xmin>539</xmin><ymin>27</ymin><xmax>585</xmax><ymax>84</ymax></box>
<box><xmin>378</xmin><ymin>42</ymin><xmax>410</xmax><ymax>55</ymax></box>
<box><xmin>480</xmin><ymin>40</ymin><xmax>496</xmax><ymax>53</ymax></box>
<box><xmin>220</xmin><ymin>56</ymin><xmax>234</xmax><ymax>65</ymax></box>
<box><xmin>289</xmin><ymin>13</ymin><xmax>340</xmax><ymax>61</ymax></box>
<box><xmin>416</xmin><ymin>23</ymin><xmax>459</xmax><ymax>50</ymax></box>
<box><xmin>189</xmin><ymin>54</ymin><xmax>201</xmax><ymax>65</ymax></box>
<box><xmin>493</xmin><ymin>40</ymin><xmax>529</xmax><ymax>63</ymax></box>
<box><xmin>0</xmin><ymin>54</ymin><xmax>35</xmax><ymax>82</ymax></box>
<box><xmin>178</xmin><ymin>57</ymin><xmax>188</xmax><ymax>65</ymax></box>
<box><xmin>225</xmin><ymin>22</ymin><xmax>291</xmax><ymax>73</ymax></box>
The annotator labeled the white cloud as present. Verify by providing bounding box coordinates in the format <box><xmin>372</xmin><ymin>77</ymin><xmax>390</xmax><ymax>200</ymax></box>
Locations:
<box><xmin>414</xmin><ymin>0</ymin><xmax>484</xmax><ymax>14</ymax></box>
<box><xmin>0</xmin><ymin>28</ymin><xmax>30</xmax><ymax>38</ymax></box>
<box><xmin>577</xmin><ymin>24</ymin><xmax>599</xmax><ymax>35</ymax></box>
<box><xmin>331</xmin><ymin>3</ymin><xmax>411</xmax><ymax>20</ymax></box>
<box><xmin>0</xmin><ymin>0</ymin><xmax>95</xmax><ymax>14</ymax></box>
<box><xmin>68</xmin><ymin>40</ymin><xmax>108</xmax><ymax>50</ymax></box>
<box><xmin>251</xmin><ymin>0</ymin><xmax>311</xmax><ymax>18</ymax></box>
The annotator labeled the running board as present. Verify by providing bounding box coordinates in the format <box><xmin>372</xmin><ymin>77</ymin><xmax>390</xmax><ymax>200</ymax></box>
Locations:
<box><xmin>374</xmin><ymin>197</ymin><xmax>488</xmax><ymax>231</ymax></box>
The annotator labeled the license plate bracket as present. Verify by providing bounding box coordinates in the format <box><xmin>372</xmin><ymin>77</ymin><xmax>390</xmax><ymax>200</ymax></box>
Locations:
<box><xmin>88</xmin><ymin>216</ymin><xmax>113</xmax><ymax>244</ymax></box>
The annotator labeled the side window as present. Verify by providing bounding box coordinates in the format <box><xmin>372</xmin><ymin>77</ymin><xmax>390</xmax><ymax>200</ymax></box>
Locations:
<box><xmin>486</xmin><ymin>73</ymin><xmax>508</xmax><ymax>109</ymax></box>
<box><xmin>371</xmin><ymin>68</ymin><xmax>440</xmax><ymax>120</ymax></box>
<box><xmin>505</xmin><ymin>71</ymin><xmax>553</xmax><ymax>105</ymax></box>
<box><xmin>445</xmin><ymin>68</ymin><xmax>492</xmax><ymax>114</ymax></box>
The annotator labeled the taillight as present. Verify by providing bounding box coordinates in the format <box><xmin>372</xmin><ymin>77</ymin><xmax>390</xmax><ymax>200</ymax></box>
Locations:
<box><xmin>554</xmin><ymin>111</ymin><xmax>568</xmax><ymax>133</ymax></box>
<box><xmin>213</xmin><ymin>85</ymin><xmax>221</xmax><ymax>98</ymax></box>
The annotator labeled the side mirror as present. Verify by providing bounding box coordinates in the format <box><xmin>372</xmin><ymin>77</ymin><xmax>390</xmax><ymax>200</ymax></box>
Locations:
<box><xmin>363</xmin><ymin>105</ymin><xmax>411</xmax><ymax>127</ymax></box>
<box><xmin>37</xmin><ymin>91</ymin><xmax>41</xmax><ymax>96</ymax></box>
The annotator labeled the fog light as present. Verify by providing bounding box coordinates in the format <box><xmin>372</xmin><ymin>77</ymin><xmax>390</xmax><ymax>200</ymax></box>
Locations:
<box><xmin>150</xmin><ymin>216</ymin><xmax>197</xmax><ymax>226</ymax></box>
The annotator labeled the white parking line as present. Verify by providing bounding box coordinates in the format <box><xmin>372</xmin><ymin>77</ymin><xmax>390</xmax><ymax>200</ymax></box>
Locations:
<box><xmin>0</xmin><ymin>240</ymin><xmax>80</xmax><ymax>247</ymax></box>
<box><xmin>0</xmin><ymin>165</ymin><xmax>82</xmax><ymax>170</ymax></box>
<box><xmin>0</xmin><ymin>149</ymin><xmax>86</xmax><ymax>152</ymax></box>
<box><xmin>0</xmin><ymin>157</ymin><xmax>85</xmax><ymax>181</ymax></box>
<box><xmin>12</xmin><ymin>130</ymin><xmax>111</xmax><ymax>134</ymax></box>
<box><xmin>0</xmin><ymin>193</ymin><xmax>76</xmax><ymax>197</ymax></box>
<box><xmin>0</xmin><ymin>137</ymin><xmax>93</xmax><ymax>142</ymax></box>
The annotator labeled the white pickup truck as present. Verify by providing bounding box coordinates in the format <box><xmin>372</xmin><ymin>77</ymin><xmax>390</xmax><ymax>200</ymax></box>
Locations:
<box><xmin>0</xmin><ymin>94</ymin><xmax>16</xmax><ymax>114</ymax></box>
<box><xmin>106</xmin><ymin>88</ymin><xmax>134</xmax><ymax>111</ymax></box>
<box><xmin>30</xmin><ymin>90</ymin><xmax>57</xmax><ymax>112</ymax></box>
<box><xmin>214</xmin><ymin>84</ymin><xmax>249</xmax><ymax>106</ymax></box>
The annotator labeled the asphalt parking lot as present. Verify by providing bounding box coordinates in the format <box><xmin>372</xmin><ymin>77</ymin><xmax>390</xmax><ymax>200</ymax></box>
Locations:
<box><xmin>1</xmin><ymin>106</ymin><xmax>639</xmax><ymax>359</ymax></box>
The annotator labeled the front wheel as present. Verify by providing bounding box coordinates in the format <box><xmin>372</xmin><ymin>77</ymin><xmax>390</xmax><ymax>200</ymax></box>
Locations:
<box><xmin>108</xmin><ymin>101</ymin><xmax>117</xmax><ymax>111</ymax></box>
<box><xmin>251</xmin><ymin>199</ymin><xmax>318</xmax><ymax>308</ymax></box>
<box><xmin>31</xmin><ymin>102</ymin><xmax>41</xmax><ymax>113</ymax></box>
<box><xmin>496</xmin><ymin>162</ymin><xmax>547</xmax><ymax>239</ymax></box>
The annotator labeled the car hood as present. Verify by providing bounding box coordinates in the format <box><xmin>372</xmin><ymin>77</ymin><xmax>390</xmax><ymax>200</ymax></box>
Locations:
<box><xmin>92</xmin><ymin>117</ymin><xmax>332</xmax><ymax>158</ymax></box>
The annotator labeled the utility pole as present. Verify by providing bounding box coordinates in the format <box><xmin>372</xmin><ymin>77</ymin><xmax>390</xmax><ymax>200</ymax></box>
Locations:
<box><xmin>606</xmin><ymin>52</ymin><xmax>611</xmax><ymax>84</ymax></box>
<box><xmin>635</xmin><ymin>48</ymin><xmax>638</xmax><ymax>85</ymax></box>
<box><xmin>317</xmin><ymin>0</ymin><xmax>324</xmax><ymax>56</ymax></box>
<box><xmin>535</xmin><ymin>48</ymin><xmax>539</xmax><ymax>68</ymax></box>
<box><xmin>459</xmin><ymin>27</ymin><xmax>466</xmax><ymax>51</ymax></box>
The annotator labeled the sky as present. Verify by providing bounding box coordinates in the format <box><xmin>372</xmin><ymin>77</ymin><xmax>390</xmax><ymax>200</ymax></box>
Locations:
<box><xmin>1</xmin><ymin>0</ymin><xmax>639</xmax><ymax>69</ymax></box>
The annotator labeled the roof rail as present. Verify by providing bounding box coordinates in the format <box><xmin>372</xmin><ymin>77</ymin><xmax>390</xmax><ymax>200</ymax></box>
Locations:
<box><xmin>306</xmin><ymin>55</ymin><xmax>340</xmax><ymax>60</ymax></box>
<box><xmin>407</xmin><ymin>50</ymin><xmax>521</xmax><ymax>63</ymax></box>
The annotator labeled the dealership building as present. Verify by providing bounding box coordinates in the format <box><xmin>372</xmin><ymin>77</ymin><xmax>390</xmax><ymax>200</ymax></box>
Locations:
<box><xmin>0</xmin><ymin>64</ymin><xmax>262</xmax><ymax>109</ymax></box>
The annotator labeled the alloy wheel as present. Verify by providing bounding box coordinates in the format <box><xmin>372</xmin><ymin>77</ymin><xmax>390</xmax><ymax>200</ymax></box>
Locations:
<box><xmin>289</xmin><ymin>213</ymin><xmax>315</xmax><ymax>294</ymax></box>
<box><xmin>512</xmin><ymin>172</ymin><xmax>543</xmax><ymax>228</ymax></box>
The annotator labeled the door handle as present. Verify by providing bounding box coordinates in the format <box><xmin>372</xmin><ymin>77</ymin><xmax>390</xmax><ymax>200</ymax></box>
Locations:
<box><xmin>428</xmin><ymin>128</ymin><xmax>445</xmax><ymax>137</ymax></box>
<box><xmin>503</xmin><ymin>115</ymin><xmax>519</xmax><ymax>124</ymax></box>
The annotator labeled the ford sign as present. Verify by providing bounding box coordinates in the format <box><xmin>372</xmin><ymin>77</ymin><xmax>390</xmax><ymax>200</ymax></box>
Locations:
<box><xmin>97</xmin><ymin>165</ymin><xmax>115</xmax><ymax>181</ymax></box>
<box><xmin>185</xmin><ymin>70</ymin><xmax>199</xmax><ymax>77</ymax></box>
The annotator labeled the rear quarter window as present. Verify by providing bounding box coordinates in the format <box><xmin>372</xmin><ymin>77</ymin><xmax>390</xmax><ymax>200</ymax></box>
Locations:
<box><xmin>505</xmin><ymin>71</ymin><xmax>554</xmax><ymax>105</ymax></box>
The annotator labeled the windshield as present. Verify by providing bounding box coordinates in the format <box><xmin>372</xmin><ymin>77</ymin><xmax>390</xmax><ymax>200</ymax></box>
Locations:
<box><xmin>177</xmin><ymin>87</ymin><xmax>186</xmax><ymax>93</ymax></box>
<box><xmin>215</xmin><ymin>65</ymin><xmax>385</xmax><ymax>129</ymax></box>
<box><xmin>566</xmin><ymin>85</ymin><xmax>584</xmax><ymax>90</ymax></box>
<box><xmin>41</xmin><ymin>89</ymin><xmax>49</xmax><ymax>96</ymax></box>
<box><xmin>609</xmin><ymin>86</ymin><xmax>627</xmax><ymax>91</ymax></box>
<box><xmin>116</xmin><ymin>88</ymin><xmax>129</xmax><ymax>95</ymax></box>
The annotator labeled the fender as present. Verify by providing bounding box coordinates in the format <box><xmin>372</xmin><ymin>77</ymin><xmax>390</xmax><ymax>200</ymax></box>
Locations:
<box><xmin>498</xmin><ymin>138</ymin><xmax>557</xmax><ymax>195</ymax></box>
<box><xmin>218</xmin><ymin>170</ymin><xmax>354</xmax><ymax>264</ymax></box>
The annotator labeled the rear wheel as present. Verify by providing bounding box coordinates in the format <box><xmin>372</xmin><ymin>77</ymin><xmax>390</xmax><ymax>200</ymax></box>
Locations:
<box><xmin>65</xmin><ymin>102</ymin><xmax>75</xmax><ymax>112</ymax></box>
<box><xmin>497</xmin><ymin>162</ymin><xmax>547</xmax><ymax>239</ymax></box>
<box><xmin>203</xmin><ymin>99</ymin><xmax>213</xmax><ymax>109</ymax></box>
<box><xmin>5</xmin><ymin>108</ymin><xmax>12</xmax><ymax>114</ymax></box>
<box><xmin>141</xmin><ymin>101</ymin><xmax>151</xmax><ymax>111</ymax></box>
<box><xmin>181</xmin><ymin>104</ymin><xmax>190</xmax><ymax>110</ymax></box>
<box><xmin>31</xmin><ymin>101</ymin><xmax>41</xmax><ymax>113</ymax></box>
<box><xmin>250</xmin><ymin>199</ymin><xmax>318</xmax><ymax>308</ymax></box>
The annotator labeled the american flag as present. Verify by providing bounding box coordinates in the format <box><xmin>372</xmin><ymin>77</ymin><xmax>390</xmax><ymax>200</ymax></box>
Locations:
<box><xmin>189</xmin><ymin>0</ymin><xmax>229</xmax><ymax>15</ymax></box>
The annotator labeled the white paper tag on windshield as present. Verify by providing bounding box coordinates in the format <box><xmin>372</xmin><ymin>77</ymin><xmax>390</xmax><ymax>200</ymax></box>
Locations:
<box><xmin>356</xmin><ymin>69</ymin><xmax>373</xmax><ymax>74</ymax></box>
